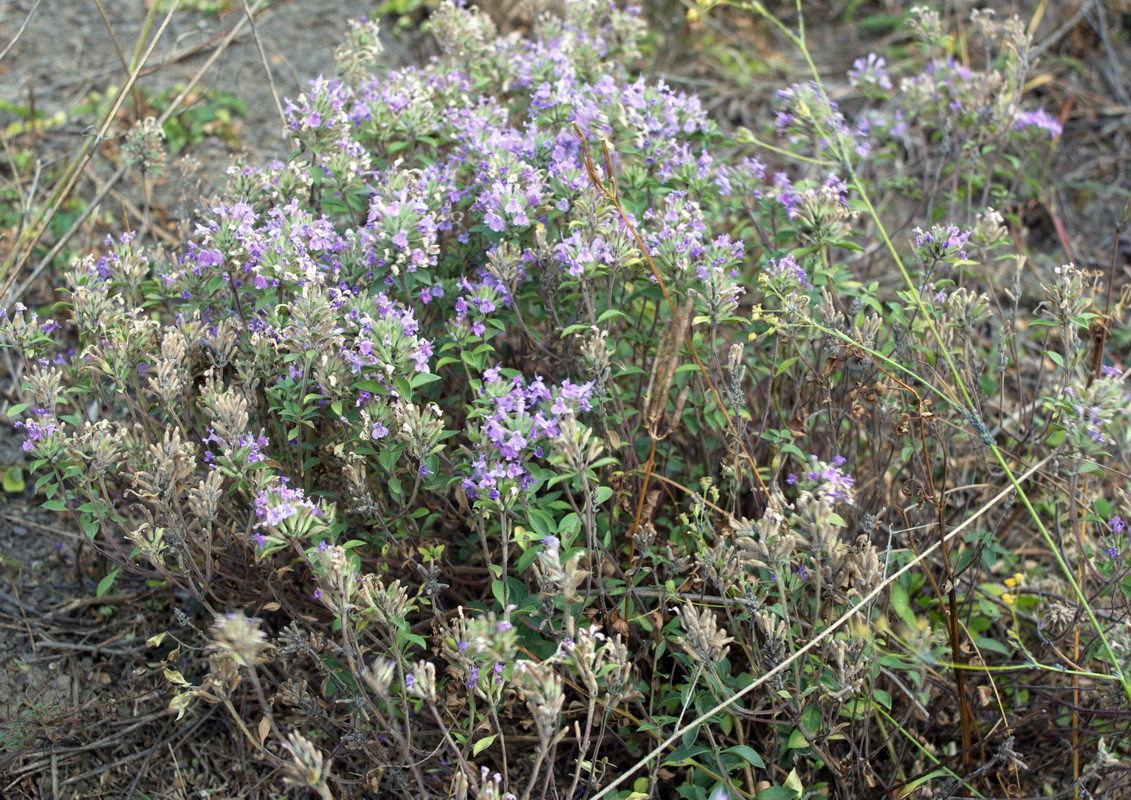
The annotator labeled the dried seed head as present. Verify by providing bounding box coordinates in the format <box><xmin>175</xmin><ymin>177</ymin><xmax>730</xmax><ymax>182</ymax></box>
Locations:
<box><xmin>405</xmin><ymin>660</ymin><xmax>437</xmax><ymax>702</ymax></box>
<box><xmin>698</xmin><ymin>537</ymin><xmax>755</xmax><ymax>593</ymax></box>
<box><xmin>513</xmin><ymin>660</ymin><xmax>564</xmax><ymax>746</ymax></box>
<box><xmin>131</xmin><ymin>427</ymin><xmax>196</xmax><ymax>504</ymax></box>
<box><xmin>202</xmin><ymin>382</ymin><xmax>251</xmax><ymax>444</ymax></box>
<box><xmin>550</xmin><ymin>415</ymin><xmax>604</xmax><ymax>474</ymax></box>
<box><xmin>147</xmin><ymin>327</ymin><xmax>189</xmax><ymax>406</ymax></box>
<box><xmin>535</xmin><ymin>547</ymin><xmax>589</xmax><ymax>605</ymax></box>
<box><xmin>755</xmin><ymin>611</ymin><xmax>789</xmax><ymax>669</ymax></box>
<box><xmin>947</xmin><ymin>288</ymin><xmax>990</xmax><ymax>339</ymax></box>
<box><xmin>203</xmin><ymin>318</ymin><xmax>240</xmax><ymax>368</ymax></box>
<box><xmin>677</xmin><ymin>602</ymin><xmax>733</xmax><ymax>663</ymax></box>
<box><xmin>334</xmin><ymin>17</ymin><xmax>383</xmax><ymax>82</ymax></box>
<box><xmin>122</xmin><ymin>117</ymin><xmax>167</xmax><ymax>177</ymax></box>
<box><xmin>282</xmin><ymin>731</ymin><xmax>332</xmax><ymax>792</ymax></box>
<box><xmin>359</xmin><ymin>575</ymin><xmax>415</xmax><ymax>628</ymax></box>
<box><xmin>824</xmin><ymin>638</ymin><xmax>866</xmax><ymax>702</ymax></box>
<box><xmin>843</xmin><ymin>535</ymin><xmax>884</xmax><ymax>597</ymax></box>
<box><xmin>973</xmin><ymin>207</ymin><xmax>1007</xmax><ymax>249</ymax></box>
<box><xmin>430</xmin><ymin>1</ymin><xmax>497</xmax><ymax>63</ymax></box>
<box><xmin>392</xmin><ymin>399</ymin><xmax>445</xmax><ymax>463</ymax></box>
<box><xmin>68</xmin><ymin>419</ymin><xmax>123</xmax><ymax>478</ymax></box>
<box><xmin>187</xmin><ymin>469</ymin><xmax>225</xmax><ymax>524</ymax></box>
<box><xmin>127</xmin><ymin>522</ymin><xmax>168</xmax><ymax>569</ymax></box>
<box><xmin>578</xmin><ymin>326</ymin><xmax>612</xmax><ymax>394</ymax></box>
<box><xmin>26</xmin><ymin>366</ymin><xmax>64</xmax><ymax>410</ymax></box>
<box><xmin>311</xmin><ymin>545</ymin><xmax>359</xmax><ymax>613</ymax></box>
<box><xmin>206</xmin><ymin>614</ymin><xmax>273</xmax><ymax>669</ymax></box>
<box><xmin>362</xmin><ymin>657</ymin><xmax>397</xmax><ymax>698</ymax></box>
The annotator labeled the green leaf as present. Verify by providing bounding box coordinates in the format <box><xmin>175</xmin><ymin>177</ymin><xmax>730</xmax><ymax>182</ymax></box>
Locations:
<box><xmin>784</xmin><ymin>768</ymin><xmax>804</xmax><ymax>794</ymax></box>
<box><xmin>756</xmin><ymin>788</ymin><xmax>799</xmax><ymax>800</ymax></box>
<box><xmin>596</xmin><ymin>308</ymin><xmax>629</xmax><ymax>323</ymax></box>
<box><xmin>526</xmin><ymin>508</ymin><xmax>556</xmax><ymax>539</ymax></box>
<box><xmin>787</xmin><ymin>727</ymin><xmax>808</xmax><ymax>750</ymax></box>
<box><xmin>42</xmin><ymin>498</ymin><xmax>67</xmax><ymax>512</ymax></box>
<box><xmin>890</xmin><ymin>581</ymin><xmax>916</xmax><ymax>629</ymax></box>
<box><xmin>723</xmin><ymin>744</ymin><xmax>765</xmax><ymax>768</ymax></box>
<box><xmin>411</xmin><ymin>372</ymin><xmax>442</xmax><ymax>387</ymax></box>
<box><xmin>872</xmin><ymin>688</ymin><xmax>892</xmax><ymax>710</ymax></box>
<box><xmin>515</xmin><ymin>545</ymin><xmax>541</xmax><ymax>574</ymax></box>
<box><xmin>663</xmin><ymin>743</ymin><xmax>709</xmax><ymax>766</ymax></box>
<box><xmin>7</xmin><ymin>403</ymin><xmax>29</xmax><ymax>418</ymax></box>
<box><xmin>2</xmin><ymin>466</ymin><xmax>25</xmax><ymax>493</ymax></box>
<box><xmin>97</xmin><ymin>568</ymin><xmax>121</xmax><ymax>598</ymax></box>
<box><xmin>800</xmin><ymin>702</ymin><xmax>820</xmax><ymax>736</ymax></box>
<box><xmin>472</xmin><ymin>734</ymin><xmax>497</xmax><ymax>756</ymax></box>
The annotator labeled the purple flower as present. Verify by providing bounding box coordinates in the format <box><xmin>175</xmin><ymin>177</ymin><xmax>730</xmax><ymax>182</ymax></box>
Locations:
<box><xmin>848</xmin><ymin>53</ymin><xmax>893</xmax><ymax>91</ymax></box>
<box><xmin>765</xmin><ymin>253</ymin><xmax>811</xmax><ymax>292</ymax></box>
<box><xmin>913</xmin><ymin>224</ymin><xmax>973</xmax><ymax>263</ymax></box>
<box><xmin>1014</xmin><ymin>108</ymin><xmax>1062</xmax><ymax>139</ymax></box>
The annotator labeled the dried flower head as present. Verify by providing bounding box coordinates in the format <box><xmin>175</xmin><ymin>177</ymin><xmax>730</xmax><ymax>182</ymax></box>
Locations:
<box><xmin>206</xmin><ymin>613</ymin><xmax>273</xmax><ymax>669</ymax></box>
<box><xmin>122</xmin><ymin>117</ymin><xmax>167</xmax><ymax>177</ymax></box>
<box><xmin>282</xmin><ymin>730</ymin><xmax>333</xmax><ymax>798</ymax></box>
<box><xmin>677</xmin><ymin>601</ymin><xmax>733</xmax><ymax>663</ymax></box>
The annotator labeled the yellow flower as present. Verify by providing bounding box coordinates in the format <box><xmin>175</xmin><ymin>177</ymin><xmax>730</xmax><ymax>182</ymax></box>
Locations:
<box><xmin>1002</xmin><ymin>592</ymin><xmax>1015</xmax><ymax>605</ymax></box>
<box><xmin>1004</xmin><ymin>572</ymin><xmax>1024</xmax><ymax>588</ymax></box>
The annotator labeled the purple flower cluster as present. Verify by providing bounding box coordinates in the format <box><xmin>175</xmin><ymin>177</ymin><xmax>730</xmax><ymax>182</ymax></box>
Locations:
<box><xmin>453</xmin><ymin>273</ymin><xmax>512</xmax><ymax>340</ymax></box>
<box><xmin>363</xmin><ymin>167</ymin><xmax>454</xmax><ymax>278</ymax></box>
<box><xmin>762</xmin><ymin>253</ymin><xmax>812</xmax><ymax>294</ymax></box>
<box><xmin>474</xmin><ymin>159</ymin><xmax>546</xmax><ymax>234</ymax></box>
<box><xmin>283</xmin><ymin>75</ymin><xmax>356</xmax><ymax>150</ymax></box>
<box><xmin>203</xmin><ymin>429</ymin><xmax>269</xmax><ymax>466</ymax></box>
<box><xmin>343</xmin><ymin>291</ymin><xmax>433</xmax><ymax>378</ymax></box>
<box><xmin>1071</xmin><ymin>401</ymin><xmax>1114</xmax><ymax>446</ymax></box>
<box><xmin>848</xmin><ymin>53</ymin><xmax>893</xmax><ymax>92</ymax></box>
<box><xmin>775</xmin><ymin>81</ymin><xmax>870</xmax><ymax>160</ymax></box>
<box><xmin>554</xmin><ymin>230</ymin><xmax>617</xmax><ymax>278</ymax></box>
<box><xmin>254</xmin><ymin>479</ymin><xmax>323</xmax><ymax>529</ymax></box>
<box><xmin>901</xmin><ymin>54</ymin><xmax>1061</xmax><ymax>147</ymax></box>
<box><xmin>641</xmin><ymin>191</ymin><xmax>736</xmax><ymax>290</ymax></box>
<box><xmin>788</xmin><ymin>454</ymin><xmax>856</xmax><ymax>505</ymax></box>
<box><xmin>1014</xmin><ymin>108</ymin><xmax>1063</xmax><ymax>140</ymax></box>
<box><xmin>912</xmin><ymin>224</ymin><xmax>973</xmax><ymax>264</ymax></box>
<box><xmin>14</xmin><ymin>407</ymin><xmax>61</xmax><ymax>454</ymax></box>
<box><xmin>460</xmin><ymin>369</ymin><xmax>593</xmax><ymax>505</ymax></box>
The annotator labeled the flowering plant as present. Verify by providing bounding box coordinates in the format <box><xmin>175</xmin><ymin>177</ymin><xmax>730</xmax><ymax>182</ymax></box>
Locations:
<box><xmin>3</xmin><ymin>1</ymin><xmax>1129</xmax><ymax>798</ymax></box>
